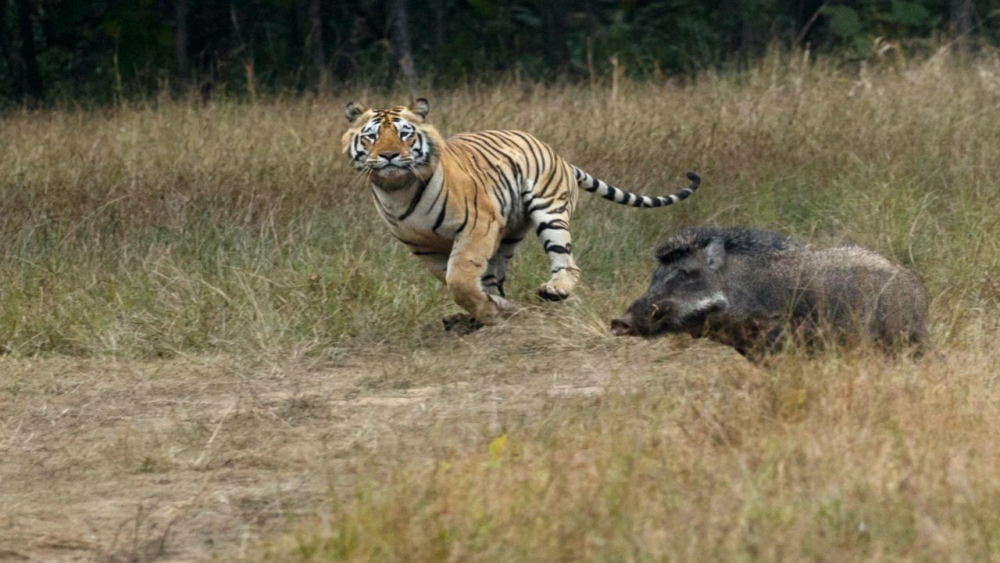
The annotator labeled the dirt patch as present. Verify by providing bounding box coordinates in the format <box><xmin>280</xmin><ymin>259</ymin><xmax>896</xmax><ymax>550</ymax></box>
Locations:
<box><xmin>0</xmin><ymin>334</ymin><xmax>750</xmax><ymax>561</ymax></box>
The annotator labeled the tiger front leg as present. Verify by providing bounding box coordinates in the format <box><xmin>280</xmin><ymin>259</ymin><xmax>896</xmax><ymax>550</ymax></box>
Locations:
<box><xmin>413</xmin><ymin>251</ymin><xmax>449</xmax><ymax>284</ymax></box>
<box><xmin>446</xmin><ymin>223</ymin><xmax>511</xmax><ymax>326</ymax></box>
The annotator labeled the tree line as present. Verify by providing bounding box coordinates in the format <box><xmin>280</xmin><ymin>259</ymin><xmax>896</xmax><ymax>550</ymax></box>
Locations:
<box><xmin>0</xmin><ymin>0</ymin><xmax>995</xmax><ymax>105</ymax></box>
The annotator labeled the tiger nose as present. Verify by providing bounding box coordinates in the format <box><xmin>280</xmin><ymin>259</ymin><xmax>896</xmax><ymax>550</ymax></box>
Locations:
<box><xmin>379</xmin><ymin>151</ymin><xmax>400</xmax><ymax>161</ymax></box>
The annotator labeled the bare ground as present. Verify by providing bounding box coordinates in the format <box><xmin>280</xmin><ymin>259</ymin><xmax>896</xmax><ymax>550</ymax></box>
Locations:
<box><xmin>0</xmin><ymin>329</ymin><xmax>750</xmax><ymax>562</ymax></box>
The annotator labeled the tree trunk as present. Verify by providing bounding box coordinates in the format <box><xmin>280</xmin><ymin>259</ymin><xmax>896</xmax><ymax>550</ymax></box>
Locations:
<box><xmin>306</xmin><ymin>0</ymin><xmax>329</xmax><ymax>91</ymax></box>
<box><xmin>388</xmin><ymin>0</ymin><xmax>416</xmax><ymax>84</ymax></box>
<box><xmin>431</xmin><ymin>0</ymin><xmax>446</xmax><ymax>51</ymax></box>
<box><xmin>14</xmin><ymin>0</ymin><xmax>42</xmax><ymax>103</ymax></box>
<box><xmin>541</xmin><ymin>0</ymin><xmax>571</xmax><ymax>74</ymax></box>
<box><xmin>950</xmin><ymin>0</ymin><xmax>973</xmax><ymax>53</ymax></box>
<box><xmin>719</xmin><ymin>0</ymin><xmax>743</xmax><ymax>56</ymax></box>
<box><xmin>0</xmin><ymin>1</ymin><xmax>24</xmax><ymax>103</ymax></box>
<box><xmin>175</xmin><ymin>0</ymin><xmax>190</xmax><ymax>86</ymax></box>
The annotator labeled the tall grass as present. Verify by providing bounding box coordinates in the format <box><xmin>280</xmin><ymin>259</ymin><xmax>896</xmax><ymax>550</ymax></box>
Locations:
<box><xmin>260</xmin><ymin>350</ymin><xmax>1000</xmax><ymax>562</ymax></box>
<box><xmin>1</xmin><ymin>51</ymin><xmax>999</xmax><ymax>359</ymax></box>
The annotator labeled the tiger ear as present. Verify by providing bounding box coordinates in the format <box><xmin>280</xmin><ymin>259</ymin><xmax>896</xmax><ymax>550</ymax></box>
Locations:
<box><xmin>345</xmin><ymin>101</ymin><xmax>367</xmax><ymax>123</ymax></box>
<box><xmin>409</xmin><ymin>98</ymin><xmax>430</xmax><ymax>119</ymax></box>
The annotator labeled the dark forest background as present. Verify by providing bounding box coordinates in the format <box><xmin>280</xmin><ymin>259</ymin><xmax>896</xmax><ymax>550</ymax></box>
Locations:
<box><xmin>0</xmin><ymin>0</ymin><xmax>997</xmax><ymax>105</ymax></box>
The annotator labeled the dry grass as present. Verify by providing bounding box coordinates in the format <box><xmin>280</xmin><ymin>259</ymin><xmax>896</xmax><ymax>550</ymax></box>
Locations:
<box><xmin>262</xmin><ymin>350</ymin><xmax>1000</xmax><ymax>562</ymax></box>
<box><xmin>2</xmin><ymin>51</ymin><xmax>998</xmax><ymax>359</ymax></box>
<box><xmin>3</xmin><ymin>51</ymin><xmax>1000</xmax><ymax>561</ymax></box>
<box><xmin>0</xmin><ymin>338</ymin><xmax>744</xmax><ymax>561</ymax></box>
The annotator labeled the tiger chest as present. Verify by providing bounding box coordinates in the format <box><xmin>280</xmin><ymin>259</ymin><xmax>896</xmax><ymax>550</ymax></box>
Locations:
<box><xmin>382</xmin><ymin>214</ymin><xmax>454</xmax><ymax>252</ymax></box>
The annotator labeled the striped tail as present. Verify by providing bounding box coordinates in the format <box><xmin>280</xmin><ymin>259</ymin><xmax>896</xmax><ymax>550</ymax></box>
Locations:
<box><xmin>573</xmin><ymin>167</ymin><xmax>701</xmax><ymax>208</ymax></box>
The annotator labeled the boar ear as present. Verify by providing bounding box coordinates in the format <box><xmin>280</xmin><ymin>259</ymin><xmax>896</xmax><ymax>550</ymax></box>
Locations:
<box><xmin>705</xmin><ymin>239</ymin><xmax>726</xmax><ymax>271</ymax></box>
<box><xmin>409</xmin><ymin>98</ymin><xmax>430</xmax><ymax>119</ymax></box>
<box><xmin>345</xmin><ymin>102</ymin><xmax>367</xmax><ymax>123</ymax></box>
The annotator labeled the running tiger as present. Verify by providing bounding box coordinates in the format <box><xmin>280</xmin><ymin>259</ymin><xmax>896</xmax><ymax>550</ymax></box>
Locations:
<box><xmin>342</xmin><ymin>98</ymin><xmax>701</xmax><ymax>327</ymax></box>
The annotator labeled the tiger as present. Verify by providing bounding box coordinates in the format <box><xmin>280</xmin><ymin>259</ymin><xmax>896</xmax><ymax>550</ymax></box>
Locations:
<box><xmin>342</xmin><ymin>97</ymin><xmax>701</xmax><ymax>327</ymax></box>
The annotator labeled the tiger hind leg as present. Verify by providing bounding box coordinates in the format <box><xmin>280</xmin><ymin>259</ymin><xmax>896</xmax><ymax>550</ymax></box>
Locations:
<box><xmin>481</xmin><ymin>228</ymin><xmax>528</xmax><ymax>302</ymax></box>
<box><xmin>530</xmin><ymin>203</ymin><xmax>580</xmax><ymax>301</ymax></box>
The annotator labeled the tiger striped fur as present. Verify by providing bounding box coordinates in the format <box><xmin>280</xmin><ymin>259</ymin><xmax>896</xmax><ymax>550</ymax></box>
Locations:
<box><xmin>342</xmin><ymin>98</ymin><xmax>701</xmax><ymax>326</ymax></box>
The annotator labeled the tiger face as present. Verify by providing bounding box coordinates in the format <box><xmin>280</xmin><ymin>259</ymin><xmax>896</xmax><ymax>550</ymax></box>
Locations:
<box><xmin>342</xmin><ymin>98</ymin><xmax>436</xmax><ymax>190</ymax></box>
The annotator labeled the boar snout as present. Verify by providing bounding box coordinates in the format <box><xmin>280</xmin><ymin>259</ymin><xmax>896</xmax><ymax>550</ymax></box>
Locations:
<box><xmin>611</xmin><ymin>314</ymin><xmax>635</xmax><ymax>336</ymax></box>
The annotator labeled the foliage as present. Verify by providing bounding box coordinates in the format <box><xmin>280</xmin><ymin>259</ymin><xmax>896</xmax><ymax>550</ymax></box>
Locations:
<box><xmin>0</xmin><ymin>0</ymin><xmax>997</xmax><ymax>104</ymax></box>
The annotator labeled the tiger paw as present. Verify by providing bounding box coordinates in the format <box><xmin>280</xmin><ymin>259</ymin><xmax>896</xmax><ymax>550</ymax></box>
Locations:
<box><xmin>442</xmin><ymin>313</ymin><xmax>485</xmax><ymax>334</ymax></box>
<box><xmin>489</xmin><ymin>294</ymin><xmax>517</xmax><ymax>312</ymax></box>
<box><xmin>537</xmin><ymin>283</ymin><xmax>570</xmax><ymax>302</ymax></box>
<box><xmin>537</xmin><ymin>269</ymin><xmax>578</xmax><ymax>302</ymax></box>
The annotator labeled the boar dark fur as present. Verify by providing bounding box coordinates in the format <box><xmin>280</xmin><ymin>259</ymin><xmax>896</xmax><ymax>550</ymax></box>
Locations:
<box><xmin>612</xmin><ymin>227</ymin><xmax>928</xmax><ymax>358</ymax></box>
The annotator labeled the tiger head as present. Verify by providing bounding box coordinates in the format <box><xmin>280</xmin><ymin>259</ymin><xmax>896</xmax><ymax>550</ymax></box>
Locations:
<box><xmin>342</xmin><ymin>98</ymin><xmax>441</xmax><ymax>190</ymax></box>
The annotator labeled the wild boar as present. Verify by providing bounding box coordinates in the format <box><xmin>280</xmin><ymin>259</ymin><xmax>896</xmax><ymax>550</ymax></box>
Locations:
<box><xmin>611</xmin><ymin>227</ymin><xmax>928</xmax><ymax>358</ymax></box>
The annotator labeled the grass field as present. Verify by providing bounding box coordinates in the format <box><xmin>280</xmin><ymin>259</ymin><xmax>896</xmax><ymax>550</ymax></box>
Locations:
<box><xmin>3</xmin><ymin>51</ymin><xmax>1000</xmax><ymax>561</ymax></box>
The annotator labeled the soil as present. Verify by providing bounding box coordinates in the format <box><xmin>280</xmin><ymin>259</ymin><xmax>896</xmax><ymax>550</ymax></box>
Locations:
<box><xmin>0</xmin><ymin>331</ymin><xmax>749</xmax><ymax>562</ymax></box>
